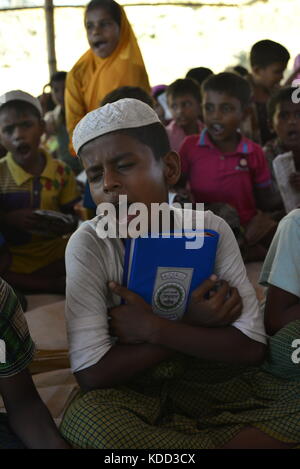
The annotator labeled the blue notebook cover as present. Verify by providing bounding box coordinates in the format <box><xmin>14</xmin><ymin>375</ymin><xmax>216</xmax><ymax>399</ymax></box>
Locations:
<box><xmin>123</xmin><ymin>230</ymin><xmax>219</xmax><ymax>320</ymax></box>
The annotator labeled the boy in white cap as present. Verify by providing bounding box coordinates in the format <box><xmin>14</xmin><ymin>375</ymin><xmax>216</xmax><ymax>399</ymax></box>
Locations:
<box><xmin>61</xmin><ymin>98</ymin><xmax>299</xmax><ymax>449</ymax></box>
<box><xmin>0</xmin><ymin>90</ymin><xmax>81</xmax><ymax>293</ymax></box>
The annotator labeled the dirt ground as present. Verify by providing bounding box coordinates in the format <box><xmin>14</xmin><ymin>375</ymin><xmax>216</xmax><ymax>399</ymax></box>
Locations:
<box><xmin>0</xmin><ymin>0</ymin><xmax>299</xmax><ymax>97</ymax></box>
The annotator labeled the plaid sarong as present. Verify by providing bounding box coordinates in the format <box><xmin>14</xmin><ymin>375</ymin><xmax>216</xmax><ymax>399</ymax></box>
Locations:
<box><xmin>60</xmin><ymin>321</ymin><xmax>300</xmax><ymax>449</ymax></box>
<box><xmin>0</xmin><ymin>278</ymin><xmax>34</xmax><ymax>378</ymax></box>
<box><xmin>0</xmin><ymin>277</ymin><xmax>35</xmax><ymax>449</ymax></box>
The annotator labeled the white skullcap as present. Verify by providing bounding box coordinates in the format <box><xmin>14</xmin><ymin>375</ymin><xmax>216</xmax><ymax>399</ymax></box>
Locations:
<box><xmin>0</xmin><ymin>90</ymin><xmax>43</xmax><ymax>117</ymax></box>
<box><xmin>72</xmin><ymin>98</ymin><xmax>161</xmax><ymax>154</ymax></box>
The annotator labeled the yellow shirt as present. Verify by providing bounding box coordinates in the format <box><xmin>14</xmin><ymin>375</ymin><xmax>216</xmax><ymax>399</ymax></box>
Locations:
<box><xmin>0</xmin><ymin>151</ymin><xmax>81</xmax><ymax>273</ymax></box>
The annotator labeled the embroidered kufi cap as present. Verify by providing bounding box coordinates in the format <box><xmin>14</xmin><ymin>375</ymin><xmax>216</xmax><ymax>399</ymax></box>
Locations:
<box><xmin>0</xmin><ymin>90</ymin><xmax>42</xmax><ymax>117</ymax></box>
<box><xmin>72</xmin><ymin>98</ymin><xmax>160</xmax><ymax>155</ymax></box>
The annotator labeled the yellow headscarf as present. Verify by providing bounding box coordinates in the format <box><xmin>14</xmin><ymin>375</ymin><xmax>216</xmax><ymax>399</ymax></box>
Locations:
<box><xmin>65</xmin><ymin>6</ymin><xmax>150</xmax><ymax>147</ymax></box>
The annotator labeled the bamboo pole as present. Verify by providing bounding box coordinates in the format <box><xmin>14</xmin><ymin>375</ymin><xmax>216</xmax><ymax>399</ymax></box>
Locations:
<box><xmin>0</xmin><ymin>0</ymin><xmax>268</xmax><ymax>11</ymax></box>
<box><xmin>44</xmin><ymin>0</ymin><xmax>57</xmax><ymax>79</ymax></box>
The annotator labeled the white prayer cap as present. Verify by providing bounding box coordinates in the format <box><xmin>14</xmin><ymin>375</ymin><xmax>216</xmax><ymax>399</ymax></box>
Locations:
<box><xmin>73</xmin><ymin>98</ymin><xmax>161</xmax><ymax>155</ymax></box>
<box><xmin>0</xmin><ymin>90</ymin><xmax>43</xmax><ymax>117</ymax></box>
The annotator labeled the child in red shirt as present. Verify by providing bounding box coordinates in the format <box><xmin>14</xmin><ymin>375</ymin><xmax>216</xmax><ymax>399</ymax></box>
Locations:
<box><xmin>166</xmin><ymin>78</ymin><xmax>203</xmax><ymax>152</ymax></box>
<box><xmin>179</xmin><ymin>72</ymin><xmax>278</xmax><ymax>260</ymax></box>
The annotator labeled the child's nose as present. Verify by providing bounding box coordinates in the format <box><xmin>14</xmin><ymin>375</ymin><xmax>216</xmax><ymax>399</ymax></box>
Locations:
<box><xmin>288</xmin><ymin>114</ymin><xmax>297</xmax><ymax>124</ymax></box>
<box><xmin>92</xmin><ymin>23</ymin><xmax>103</xmax><ymax>37</ymax></box>
<box><xmin>211</xmin><ymin>108</ymin><xmax>222</xmax><ymax>120</ymax></box>
<box><xmin>13</xmin><ymin>126</ymin><xmax>25</xmax><ymax>140</ymax></box>
<box><xmin>103</xmin><ymin>170</ymin><xmax>121</xmax><ymax>193</ymax></box>
<box><xmin>176</xmin><ymin>105</ymin><xmax>185</xmax><ymax>115</ymax></box>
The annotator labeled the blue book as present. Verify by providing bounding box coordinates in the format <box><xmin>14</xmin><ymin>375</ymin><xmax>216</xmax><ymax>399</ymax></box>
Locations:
<box><xmin>123</xmin><ymin>230</ymin><xmax>219</xmax><ymax>320</ymax></box>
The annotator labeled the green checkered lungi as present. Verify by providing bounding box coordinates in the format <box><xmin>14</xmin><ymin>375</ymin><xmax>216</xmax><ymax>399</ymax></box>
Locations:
<box><xmin>0</xmin><ymin>277</ymin><xmax>35</xmax><ymax>449</ymax></box>
<box><xmin>60</xmin><ymin>321</ymin><xmax>300</xmax><ymax>449</ymax></box>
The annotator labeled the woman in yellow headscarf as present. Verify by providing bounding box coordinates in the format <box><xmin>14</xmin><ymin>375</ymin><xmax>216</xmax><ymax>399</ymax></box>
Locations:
<box><xmin>65</xmin><ymin>0</ymin><xmax>151</xmax><ymax>145</ymax></box>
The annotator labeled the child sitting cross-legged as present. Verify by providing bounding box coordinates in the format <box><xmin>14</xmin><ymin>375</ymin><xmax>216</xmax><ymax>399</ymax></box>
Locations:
<box><xmin>0</xmin><ymin>90</ymin><xmax>81</xmax><ymax>294</ymax></box>
<box><xmin>59</xmin><ymin>98</ymin><xmax>300</xmax><ymax>449</ymax></box>
<box><xmin>166</xmin><ymin>78</ymin><xmax>204</xmax><ymax>152</ymax></box>
<box><xmin>179</xmin><ymin>72</ymin><xmax>279</xmax><ymax>261</ymax></box>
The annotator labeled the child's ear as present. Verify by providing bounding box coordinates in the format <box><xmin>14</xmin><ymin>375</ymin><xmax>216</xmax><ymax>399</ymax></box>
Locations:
<box><xmin>162</xmin><ymin>151</ymin><xmax>181</xmax><ymax>186</ymax></box>
<box><xmin>252</xmin><ymin>65</ymin><xmax>262</xmax><ymax>78</ymax></box>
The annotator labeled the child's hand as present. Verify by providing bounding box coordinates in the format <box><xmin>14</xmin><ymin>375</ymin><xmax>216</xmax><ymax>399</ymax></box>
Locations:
<box><xmin>2</xmin><ymin>209</ymin><xmax>40</xmax><ymax>231</ymax></box>
<box><xmin>108</xmin><ymin>282</ymin><xmax>161</xmax><ymax>344</ymax></box>
<box><xmin>185</xmin><ymin>276</ymin><xmax>243</xmax><ymax>327</ymax></box>
<box><xmin>289</xmin><ymin>172</ymin><xmax>300</xmax><ymax>191</ymax></box>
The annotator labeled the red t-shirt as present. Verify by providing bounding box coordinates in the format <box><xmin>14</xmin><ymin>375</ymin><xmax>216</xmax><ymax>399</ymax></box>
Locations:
<box><xmin>179</xmin><ymin>129</ymin><xmax>271</xmax><ymax>225</ymax></box>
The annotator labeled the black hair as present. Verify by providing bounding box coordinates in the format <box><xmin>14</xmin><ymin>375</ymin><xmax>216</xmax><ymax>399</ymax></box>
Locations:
<box><xmin>166</xmin><ymin>78</ymin><xmax>201</xmax><ymax>104</ymax></box>
<box><xmin>101</xmin><ymin>86</ymin><xmax>153</xmax><ymax>108</ymax></box>
<box><xmin>0</xmin><ymin>100</ymin><xmax>41</xmax><ymax>120</ymax></box>
<box><xmin>232</xmin><ymin>65</ymin><xmax>249</xmax><ymax>77</ymax></box>
<box><xmin>201</xmin><ymin>72</ymin><xmax>251</xmax><ymax>108</ymax></box>
<box><xmin>50</xmin><ymin>71</ymin><xmax>67</xmax><ymax>85</ymax></box>
<box><xmin>79</xmin><ymin>122</ymin><xmax>170</xmax><ymax>162</ymax></box>
<box><xmin>85</xmin><ymin>0</ymin><xmax>121</xmax><ymax>26</ymax></box>
<box><xmin>267</xmin><ymin>86</ymin><xmax>297</xmax><ymax>120</ymax></box>
<box><xmin>185</xmin><ymin>67</ymin><xmax>213</xmax><ymax>86</ymax></box>
<box><xmin>250</xmin><ymin>40</ymin><xmax>290</xmax><ymax>68</ymax></box>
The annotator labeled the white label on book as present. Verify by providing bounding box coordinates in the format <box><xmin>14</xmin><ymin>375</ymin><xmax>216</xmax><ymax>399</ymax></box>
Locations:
<box><xmin>273</xmin><ymin>151</ymin><xmax>300</xmax><ymax>213</ymax></box>
<box><xmin>152</xmin><ymin>267</ymin><xmax>194</xmax><ymax>320</ymax></box>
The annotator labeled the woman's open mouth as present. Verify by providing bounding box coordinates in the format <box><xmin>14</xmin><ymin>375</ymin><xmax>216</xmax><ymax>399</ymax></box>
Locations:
<box><xmin>93</xmin><ymin>40</ymin><xmax>108</xmax><ymax>51</ymax></box>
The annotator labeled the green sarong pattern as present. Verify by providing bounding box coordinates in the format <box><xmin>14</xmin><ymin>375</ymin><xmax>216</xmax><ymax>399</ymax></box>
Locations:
<box><xmin>60</xmin><ymin>321</ymin><xmax>300</xmax><ymax>449</ymax></box>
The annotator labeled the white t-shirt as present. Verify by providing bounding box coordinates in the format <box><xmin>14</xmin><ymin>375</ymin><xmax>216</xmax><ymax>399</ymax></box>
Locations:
<box><xmin>65</xmin><ymin>209</ymin><xmax>266</xmax><ymax>372</ymax></box>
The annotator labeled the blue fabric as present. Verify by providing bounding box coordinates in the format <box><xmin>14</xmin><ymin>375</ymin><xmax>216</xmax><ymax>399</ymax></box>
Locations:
<box><xmin>83</xmin><ymin>183</ymin><xmax>96</xmax><ymax>210</ymax></box>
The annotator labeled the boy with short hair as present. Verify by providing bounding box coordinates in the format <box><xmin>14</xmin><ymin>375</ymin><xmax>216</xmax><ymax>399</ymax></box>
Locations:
<box><xmin>264</xmin><ymin>86</ymin><xmax>300</xmax><ymax>202</ymax></box>
<box><xmin>179</xmin><ymin>72</ymin><xmax>279</xmax><ymax>261</ymax></box>
<box><xmin>180</xmin><ymin>72</ymin><xmax>276</xmax><ymax>226</ymax></box>
<box><xmin>185</xmin><ymin>67</ymin><xmax>213</xmax><ymax>86</ymax></box>
<box><xmin>0</xmin><ymin>90</ymin><xmax>81</xmax><ymax>293</ymax></box>
<box><xmin>44</xmin><ymin>72</ymin><xmax>83</xmax><ymax>175</ymax></box>
<box><xmin>0</xmin><ymin>276</ymin><xmax>70</xmax><ymax>448</ymax></box>
<box><xmin>249</xmin><ymin>39</ymin><xmax>290</xmax><ymax>144</ymax></box>
<box><xmin>60</xmin><ymin>98</ymin><xmax>299</xmax><ymax>449</ymax></box>
<box><xmin>166</xmin><ymin>78</ymin><xmax>204</xmax><ymax>152</ymax></box>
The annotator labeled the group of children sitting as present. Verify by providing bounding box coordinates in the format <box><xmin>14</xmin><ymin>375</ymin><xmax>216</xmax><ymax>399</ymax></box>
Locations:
<box><xmin>0</xmin><ymin>36</ymin><xmax>300</xmax><ymax>449</ymax></box>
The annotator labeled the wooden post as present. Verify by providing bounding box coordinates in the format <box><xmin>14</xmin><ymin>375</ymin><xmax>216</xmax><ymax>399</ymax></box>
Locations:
<box><xmin>44</xmin><ymin>0</ymin><xmax>57</xmax><ymax>79</ymax></box>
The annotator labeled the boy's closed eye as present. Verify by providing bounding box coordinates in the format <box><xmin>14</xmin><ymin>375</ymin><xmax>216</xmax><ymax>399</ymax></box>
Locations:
<box><xmin>88</xmin><ymin>161</ymin><xmax>136</xmax><ymax>183</ymax></box>
<box><xmin>117</xmin><ymin>161</ymin><xmax>135</xmax><ymax>170</ymax></box>
<box><xmin>89</xmin><ymin>172</ymin><xmax>103</xmax><ymax>183</ymax></box>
